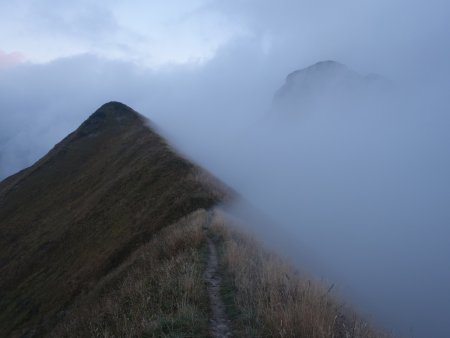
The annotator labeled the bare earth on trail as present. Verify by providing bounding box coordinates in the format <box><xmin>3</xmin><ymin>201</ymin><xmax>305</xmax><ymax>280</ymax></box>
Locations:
<box><xmin>204</xmin><ymin>211</ymin><xmax>232</xmax><ymax>338</ymax></box>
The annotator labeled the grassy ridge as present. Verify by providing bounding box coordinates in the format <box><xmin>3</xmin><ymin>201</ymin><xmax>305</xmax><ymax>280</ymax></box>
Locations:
<box><xmin>0</xmin><ymin>102</ymin><xmax>225</xmax><ymax>336</ymax></box>
<box><xmin>0</xmin><ymin>101</ymin><xmax>390</xmax><ymax>337</ymax></box>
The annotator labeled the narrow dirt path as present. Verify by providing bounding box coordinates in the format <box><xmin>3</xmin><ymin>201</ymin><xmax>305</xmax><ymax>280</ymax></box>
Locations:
<box><xmin>203</xmin><ymin>210</ymin><xmax>232</xmax><ymax>338</ymax></box>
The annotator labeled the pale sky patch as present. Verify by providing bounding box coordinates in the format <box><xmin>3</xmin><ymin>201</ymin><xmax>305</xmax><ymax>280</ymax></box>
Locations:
<box><xmin>0</xmin><ymin>0</ymin><xmax>248</xmax><ymax>68</ymax></box>
<box><xmin>0</xmin><ymin>50</ymin><xmax>25</xmax><ymax>67</ymax></box>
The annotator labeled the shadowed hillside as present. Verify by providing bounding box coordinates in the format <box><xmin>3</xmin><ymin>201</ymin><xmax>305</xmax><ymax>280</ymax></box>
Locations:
<box><xmin>0</xmin><ymin>102</ymin><xmax>227</xmax><ymax>336</ymax></box>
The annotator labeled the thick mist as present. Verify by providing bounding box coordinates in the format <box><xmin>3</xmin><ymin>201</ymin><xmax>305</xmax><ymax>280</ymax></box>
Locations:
<box><xmin>215</xmin><ymin>79</ymin><xmax>450</xmax><ymax>338</ymax></box>
<box><xmin>1</xmin><ymin>1</ymin><xmax>450</xmax><ymax>337</ymax></box>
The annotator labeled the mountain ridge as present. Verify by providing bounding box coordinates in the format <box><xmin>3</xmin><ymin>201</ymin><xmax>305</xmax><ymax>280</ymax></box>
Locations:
<box><xmin>0</xmin><ymin>102</ymin><xmax>229</xmax><ymax>336</ymax></box>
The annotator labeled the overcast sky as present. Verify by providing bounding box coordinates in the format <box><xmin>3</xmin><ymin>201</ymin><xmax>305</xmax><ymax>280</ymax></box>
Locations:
<box><xmin>1</xmin><ymin>1</ymin><xmax>450</xmax><ymax>337</ymax></box>
<box><xmin>1</xmin><ymin>0</ymin><xmax>449</xmax><ymax>179</ymax></box>
<box><xmin>1</xmin><ymin>0</ymin><xmax>449</xmax><ymax>73</ymax></box>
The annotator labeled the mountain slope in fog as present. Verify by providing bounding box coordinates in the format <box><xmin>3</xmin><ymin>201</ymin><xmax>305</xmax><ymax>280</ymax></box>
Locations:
<box><xmin>0</xmin><ymin>102</ymin><xmax>227</xmax><ymax>336</ymax></box>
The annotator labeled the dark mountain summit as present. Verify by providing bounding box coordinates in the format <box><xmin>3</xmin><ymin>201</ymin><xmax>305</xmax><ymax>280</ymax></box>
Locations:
<box><xmin>76</xmin><ymin>101</ymin><xmax>142</xmax><ymax>136</ymax></box>
<box><xmin>0</xmin><ymin>102</ymin><xmax>228</xmax><ymax>336</ymax></box>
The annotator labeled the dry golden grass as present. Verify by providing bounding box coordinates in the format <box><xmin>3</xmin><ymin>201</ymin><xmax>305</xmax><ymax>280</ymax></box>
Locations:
<box><xmin>20</xmin><ymin>204</ymin><xmax>391</xmax><ymax>338</ymax></box>
<box><xmin>50</xmin><ymin>209</ymin><xmax>211</xmax><ymax>338</ymax></box>
<box><xmin>210</xmin><ymin>210</ymin><xmax>390</xmax><ymax>338</ymax></box>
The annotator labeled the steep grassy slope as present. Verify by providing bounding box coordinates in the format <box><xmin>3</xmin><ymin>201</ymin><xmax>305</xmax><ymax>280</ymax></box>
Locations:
<box><xmin>50</xmin><ymin>209</ymin><xmax>212</xmax><ymax>338</ymax></box>
<box><xmin>0</xmin><ymin>102</ymin><xmax>226</xmax><ymax>336</ymax></box>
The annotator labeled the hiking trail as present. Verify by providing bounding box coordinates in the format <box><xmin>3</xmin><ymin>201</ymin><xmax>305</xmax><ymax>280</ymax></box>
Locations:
<box><xmin>203</xmin><ymin>210</ymin><xmax>232</xmax><ymax>338</ymax></box>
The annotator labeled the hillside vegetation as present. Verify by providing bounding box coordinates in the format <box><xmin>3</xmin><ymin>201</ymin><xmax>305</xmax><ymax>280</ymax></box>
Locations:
<box><xmin>0</xmin><ymin>102</ymin><xmax>226</xmax><ymax>336</ymax></box>
<box><xmin>46</xmin><ymin>208</ymin><xmax>390</xmax><ymax>337</ymax></box>
<box><xmin>50</xmin><ymin>209</ymin><xmax>211</xmax><ymax>337</ymax></box>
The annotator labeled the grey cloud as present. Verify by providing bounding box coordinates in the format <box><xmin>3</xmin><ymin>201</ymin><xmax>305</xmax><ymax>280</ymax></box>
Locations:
<box><xmin>209</xmin><ymin>0</ymin><xmax>450</xmax><ymax>79</ymax></box>
<box><xmin>13</xmin><ymin>0</ymin><xmax>118</xmax><ymax>39</ymax></box>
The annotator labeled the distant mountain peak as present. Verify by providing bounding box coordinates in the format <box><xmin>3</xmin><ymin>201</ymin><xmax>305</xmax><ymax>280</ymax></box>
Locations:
<box><xmin>279</xmin><ymin>60</ymin><xmax>360</xmax><ymax>94</ymax></box>
<box><xmin>273</xmin><ymin>60</ymin><xmax>386</xmax><ymax>114</ymax></box>
<box><xmin>286</xmin><ymin>60</ymin><xmax>350</xmax><ymax>79</ymax></box>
